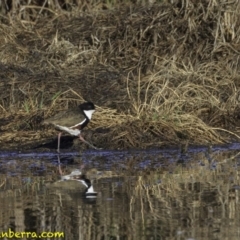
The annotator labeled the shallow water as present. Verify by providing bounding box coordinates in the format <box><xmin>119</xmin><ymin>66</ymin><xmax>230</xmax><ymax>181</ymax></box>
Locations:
<box><xmin>1</xmin><ymin>143</ymin><xmax>240</xmax><ymax>239</ymax></box>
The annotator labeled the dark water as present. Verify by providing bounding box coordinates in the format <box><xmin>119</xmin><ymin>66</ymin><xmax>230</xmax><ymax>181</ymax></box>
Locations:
<box><xmin>1</xmin><ymin>143</ymin><xmax>240</xmax><ymax>239</ymax></box>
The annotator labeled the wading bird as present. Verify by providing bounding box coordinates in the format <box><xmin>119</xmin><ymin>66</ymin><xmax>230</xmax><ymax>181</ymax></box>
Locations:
<box><xmin>44</xmin><ymin>101</ymin><xmax>99</xmax><ymax>152</ymax></box>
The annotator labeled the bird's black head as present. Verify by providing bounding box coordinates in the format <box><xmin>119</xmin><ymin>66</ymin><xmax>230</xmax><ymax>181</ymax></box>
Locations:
<box><xmin>79</xmin><ymin>102</ymin><xmax>95</xmax><ymax>111</ymax></box>
<box><xmin>83</xmin><ymin>178</ymin><xmax>92</xmax><ymax>188</ymax></box>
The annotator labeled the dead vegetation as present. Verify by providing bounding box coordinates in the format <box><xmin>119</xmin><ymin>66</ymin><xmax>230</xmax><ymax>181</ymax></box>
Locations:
<box><xmin>0</xmin><ymin>0</ymin><xmax>240</xmax><ymax>150</ymax></box>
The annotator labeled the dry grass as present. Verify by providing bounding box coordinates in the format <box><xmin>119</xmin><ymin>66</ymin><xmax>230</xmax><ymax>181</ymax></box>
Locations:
<box><xmin>0</xmin><ymin>0</ymin><xmax>240</xmax><ymax>150</ymax></box>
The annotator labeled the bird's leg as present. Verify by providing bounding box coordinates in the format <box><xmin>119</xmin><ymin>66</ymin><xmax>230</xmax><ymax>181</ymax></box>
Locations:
<box><xmin>57</xmin><ymin>154</ymin><xmax>63</xmax><ymax>176</ymax></box>
<box><xmin>79</xmin><ymin>135</ymin><xmax>102</xmax><ymax>150</ymax></box>
<box><xmin>57</xmin><ymin>132</ymin><xmax>62</xmax><ymax>153</ymax></box>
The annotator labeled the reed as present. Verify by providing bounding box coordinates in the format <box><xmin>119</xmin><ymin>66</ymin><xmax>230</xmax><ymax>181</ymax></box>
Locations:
<box><xmin>0</xmin><ymin>0</ymin><xmax>239</xmax><ymax>149</ymax></box>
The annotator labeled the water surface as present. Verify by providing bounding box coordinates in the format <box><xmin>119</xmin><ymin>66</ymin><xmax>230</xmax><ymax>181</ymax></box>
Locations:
<box><xmin>0</xmin><ymin>143</ymin><xmax>240</xmax><ymax>239</ymax></box>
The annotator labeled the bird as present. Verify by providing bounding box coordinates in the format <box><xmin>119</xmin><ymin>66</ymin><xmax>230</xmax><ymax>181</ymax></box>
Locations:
<box><xmin>57</xmin><ymin>169</ymin><xmax>97</xmax><ymax>197</ymax></box>
<box><xmin>47</xmin><ymin>173</ymin><xmax>98</xmax><ymax>198</ymax></box>
<box><xmin>44</xmin><ymin>101</ymin><xmax>99</xmax><ymax>153</ymax></box>
<box><xmin>50</xmin><ymin>165</ymin><xmax>98</xmax><ymax>198</ymax></box>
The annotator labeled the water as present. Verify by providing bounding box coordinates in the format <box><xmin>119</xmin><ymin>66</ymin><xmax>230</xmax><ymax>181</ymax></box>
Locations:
<box><xmin>0</xmin><ymin>143</ymin><xmax>240</xmax><ymax>239</ymax></box>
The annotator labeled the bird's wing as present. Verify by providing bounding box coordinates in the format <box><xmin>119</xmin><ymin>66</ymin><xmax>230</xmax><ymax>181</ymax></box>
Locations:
<box><xmin>44</xmin><ymin>107</ymin><xmax>85</xmax><ymax>127</ymax></box>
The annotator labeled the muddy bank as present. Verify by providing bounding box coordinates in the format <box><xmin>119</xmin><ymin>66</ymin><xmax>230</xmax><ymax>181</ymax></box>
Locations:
<box><xmin>0</xmin><ymin>1</ymin><xmax>240</xmax><ymax>151</ymax></box>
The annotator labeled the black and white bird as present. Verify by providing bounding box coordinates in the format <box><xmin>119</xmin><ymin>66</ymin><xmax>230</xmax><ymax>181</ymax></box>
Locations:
<box><xmin>48</xmin><ymin>169</ymin><xmax>97</xmax><ymax>198</ymax></box>
<box><xmin>58</xmin><ymin>169</ymin><xmax>97</xmax><ymax>197</ymax></box>
<box><xmin>44</xmin><ymin>101</ymin><xmax>99</xmax><ymax>152</ymax></box>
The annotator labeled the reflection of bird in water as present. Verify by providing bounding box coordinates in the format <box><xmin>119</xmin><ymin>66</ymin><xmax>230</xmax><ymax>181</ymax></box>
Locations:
<box><xmin>44</xmin><ymin>101</ymin><xmax>100</xmax><ymax>153</ymax></box>
<box><xmin>50</xmin><ymin>155</ymin><xmax>98</xmax><ymax>198</ymax></box>
<box><xmin>57</xmin><ymin>169</ymin><xmax>97</xmax><ymax>197</ymax></box>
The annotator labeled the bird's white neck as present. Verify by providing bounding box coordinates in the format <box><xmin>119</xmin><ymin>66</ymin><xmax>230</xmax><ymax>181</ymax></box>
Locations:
<box><xmin>86</xmin><ymin>185</ymin><xmax>95</xmax><ymax>193</ymax></box>
<box><xmin>84</xmin><ymin>109</ymin><xmax>95</xmax><ymax>120</ymax></box>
